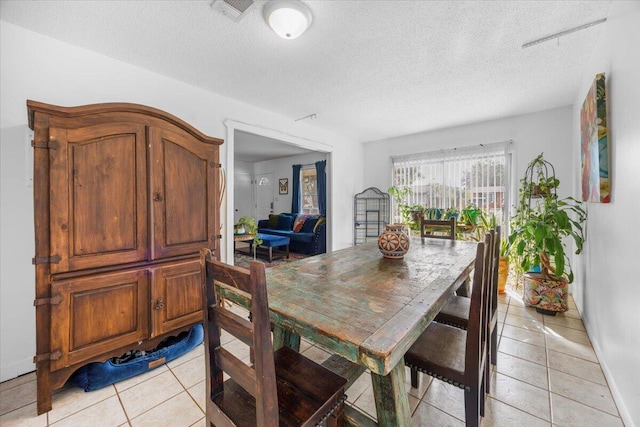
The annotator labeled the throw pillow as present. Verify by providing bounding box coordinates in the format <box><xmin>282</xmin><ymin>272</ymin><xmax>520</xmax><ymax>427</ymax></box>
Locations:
<box><xmin>313</xmin><ymin>216</ymin><xmax>326</xmax><ymax>233</ymax></box>
<box><xmin>292</xmin><ymin>214</ymin><xmax>311</xmax><ymax>232</ymax></box>
<box><xmin>300</xmin><ymin>216</ymin><xmax>319</xmax><ymax>233</ymax></box>
<box><xmin>268</xmin><ymin>214</ymin><xmax>279</xmax><ymax>228</ymax></box>
<box><xmin>275</xmin><ymin>214</ymin><xmax>294</xmax><ymax>231</ymax></box>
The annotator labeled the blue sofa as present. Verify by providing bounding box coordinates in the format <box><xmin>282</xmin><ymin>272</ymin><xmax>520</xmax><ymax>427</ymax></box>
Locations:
<box><xmin>257</xmin><ymin>213</ymin><xmax>326</xmax><ymax>255</ymax></box>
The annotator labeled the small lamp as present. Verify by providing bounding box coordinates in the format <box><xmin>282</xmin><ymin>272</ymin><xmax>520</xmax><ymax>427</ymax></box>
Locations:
<box><xmin>264</xmin><ymin>0</ymin><xmax>313</xmax><ymax>39</ymax></box>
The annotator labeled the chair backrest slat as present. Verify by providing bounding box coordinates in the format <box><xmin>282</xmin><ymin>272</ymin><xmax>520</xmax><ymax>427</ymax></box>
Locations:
<box><xmin>490</xmin><ymin>226</ymin><xmax>501</xmax><ymax>318</ymax></box>
<box><xmin>420</xmin><ymin>217</ymin><xmax>457</xmax><ymax>240</ymax></box>
<box><xmin>480</xmin><ymin>230</ymin><xmax>496</xmax><ymax>346</ymax></box>
<box><xmin>214</xmin><ymin>347</ymin><xmax>258</xmax><ymax>397</ymax></box>
<box><xmin>464</xmin><ymin>233</ymin><xmax>490</xmax><ymax>371</ymax></box>
<box><xmin>207</xmin><ymin>260</ymin><xmax>253</xmax><ymax>293</ymax></box>
<box><xmin>211</xmin><ymin>304</ymin><xmax>254</xmax><ymax>347</ymax></box>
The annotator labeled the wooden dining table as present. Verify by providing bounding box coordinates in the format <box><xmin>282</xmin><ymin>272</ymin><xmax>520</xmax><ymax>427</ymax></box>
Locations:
<box><xmin>216</xmin><ymin>237</ymin><xmax>478</xmax><ymax>426</ymax></box>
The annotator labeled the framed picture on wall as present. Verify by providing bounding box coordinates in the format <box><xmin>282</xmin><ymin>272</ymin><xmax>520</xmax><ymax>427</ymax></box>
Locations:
<box><xmin>580</xmin><ymin>73</ymin><xmax>610</xmax><ymax>203</ymax></box>
<box><xmin>279</xmin><ymin>178</ymin><xmax>288</xmax><ymax>195</ymax></box>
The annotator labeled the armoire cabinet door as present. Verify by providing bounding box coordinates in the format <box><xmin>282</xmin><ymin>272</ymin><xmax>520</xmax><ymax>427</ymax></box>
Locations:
<box><xmin>48</xmin><ymin>123</ymin><xmax>148</xmax><ymax>274</ymax></box>
<box><xmin>49</xmin><ymin>269</ymin><xmax>150</xmax><ymax>371</ymax></box>
<box><xmin>149</xmin><ymin>126</ymin><xmax>218</xmax><ymax>259</ymax></box>
<box><xmin>150</xmin><ymin>260</ymin><xmax>203</xmax><ymax>337</ymax></box>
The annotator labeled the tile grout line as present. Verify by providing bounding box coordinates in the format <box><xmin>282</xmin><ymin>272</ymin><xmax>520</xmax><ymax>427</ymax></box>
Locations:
<box><xmin>114</xmin><ymin>384</ymin><xmax>133</xmax><ymax>427</ymax></box>
<box><xmin>544</xmin><ymin>314</ymin><xmax>555</xmax><ymax>426</ymax></box>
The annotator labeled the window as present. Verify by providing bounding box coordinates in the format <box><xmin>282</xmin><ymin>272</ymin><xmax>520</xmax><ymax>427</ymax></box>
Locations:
<box><xmin>391</xmin><ymin>141</ymin><xmax>511</xmax><ymax>227</ymax></box>
<box><xmin>301</xmin><ymin>167</ymin><xmax>319</xmax><ymax>214</ymax></box>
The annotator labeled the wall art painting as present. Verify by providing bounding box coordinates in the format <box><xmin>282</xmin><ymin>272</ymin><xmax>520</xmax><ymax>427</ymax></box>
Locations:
<box><xmin>278</xmin><ymin>178</ymin><xmax>288</xmax><ymax>195</ymax></box>
<box><xmin>580</xmin><ymin>73</ymin><xmax>610</xmax><ymax>203</ymax></box>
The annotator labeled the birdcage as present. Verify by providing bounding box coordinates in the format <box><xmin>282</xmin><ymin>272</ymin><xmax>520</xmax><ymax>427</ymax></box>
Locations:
<box><xmin>353</xmin><ymin>187</ymin><xmax>390</xmax><ymax>245</ymax></box>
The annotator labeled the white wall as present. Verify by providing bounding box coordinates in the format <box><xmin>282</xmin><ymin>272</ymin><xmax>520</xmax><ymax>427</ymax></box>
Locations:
<box><xmin>0</xmin><ymin>21</ymin><xmax>363</xmax><ymax>381</ymax></box>
<box><xmin>363</xmin><ymin>106</ymin><xmax>575</xmax><ymax>203</ymax></box>
<box><xmin>571</xmin><ymin>2</ymin><xmax>640</xmax><ymax>426</ymax></box>
<box><xmin>254</xmin><ymin>152</ymin><xmax>328</xmax><ymax>215</ymax></box>
<box><xmin>233</xmin><ymin>160</ymin><xmax>254</xmax><ymax>223</ymax></box>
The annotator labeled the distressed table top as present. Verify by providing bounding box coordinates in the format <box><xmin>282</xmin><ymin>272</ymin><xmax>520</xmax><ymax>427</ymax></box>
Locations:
<box><xmin>220</xmin><ymin>237</ymin><xmax>477</xmax><ymax>376</ymax></box>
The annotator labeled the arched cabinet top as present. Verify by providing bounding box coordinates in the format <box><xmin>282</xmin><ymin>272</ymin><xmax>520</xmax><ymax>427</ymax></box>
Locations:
<box><xmin>27</xmin><ymin>99</ymin><xmax>223</xmax><ymax>146</ymax></box>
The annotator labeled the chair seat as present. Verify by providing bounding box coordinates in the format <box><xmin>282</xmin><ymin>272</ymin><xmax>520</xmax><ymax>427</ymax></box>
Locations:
<box><xmin>213</xmin><ymin>346</ymin><xmax>347</xmax><ymax>427</ymax></box>
<box><xmin>405</xmin><ymin>322</ymin><xmax>467</xmax><ymax>385</ymax></box>
<box><xmin>435</xmin><ymin>295</ymin><xmax>471</xmax><ymax>329</ymax></box>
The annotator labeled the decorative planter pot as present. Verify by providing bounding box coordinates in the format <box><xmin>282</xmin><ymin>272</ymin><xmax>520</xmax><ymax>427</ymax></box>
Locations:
<box><xmin>378</xmin><ymin>224</ymin><xmax>410</xmax><ymax>259</ymax></box>
<box><xmin>523</xmin><ymin>272</ymin><xmax>568</xmax><ymax>313</ymax></box>
<box><xmin>497</xmin><ymin>256</ymin><xmax>509</xmax><ymax>294</ymax></box>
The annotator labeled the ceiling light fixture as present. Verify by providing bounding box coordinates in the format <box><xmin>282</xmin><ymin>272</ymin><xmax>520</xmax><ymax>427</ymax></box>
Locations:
<box><xmin>522</xmin><ymin>18</ymin><xmax>607</xmax><ymax>49</ymax></box>
<box><xmin>264</xmin><ymin>0</ymin><xmax>313</xmax><ymax>39</ymax></box>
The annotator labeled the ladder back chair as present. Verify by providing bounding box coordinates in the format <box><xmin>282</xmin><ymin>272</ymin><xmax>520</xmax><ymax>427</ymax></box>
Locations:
<box><xmin>405</xmin><ymin>234</ymin><xmax>491</xmax><ymax>427</ymax></box>
<box><xmin>420</xmin><ymin>217</ymin><xmax>457</xmax><ymax>240</ymax></box>
<box><xmin>433</xmin><ymin>227</ymin><xmax>501</xmax><ymax>390</ymax></box>
<box><xmin>421</xmin><ymin>216</ymin><xmax>471</xmax><ymax>297</ymax></box>
<box><xmin>200</xmin><ymin>249</ymin><xmax>347</xmax><ymax>427</ymax></box>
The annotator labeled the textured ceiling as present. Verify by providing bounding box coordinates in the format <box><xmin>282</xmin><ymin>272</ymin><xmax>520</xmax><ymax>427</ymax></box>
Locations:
<box><xmin>1</xmin><ymin>0</ymin><xmax>612</xmax><ymax>143</ymax></box>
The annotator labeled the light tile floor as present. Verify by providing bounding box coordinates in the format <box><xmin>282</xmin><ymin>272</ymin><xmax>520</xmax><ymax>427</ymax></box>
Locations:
<box><xmin>0</xmin><ymin>290</ymin><xmax>625</xmax><ymax>426</ymax></box>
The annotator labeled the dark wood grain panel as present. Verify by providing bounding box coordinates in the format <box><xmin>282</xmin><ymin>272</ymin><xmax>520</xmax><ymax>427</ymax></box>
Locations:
<box><xmin>151</xmin><ymin>259</ymin><xmax>203</xmax><ymax>337</ymax></box>
<box><xmin>49</xmin><ymin>122</ymin><xmax>148</xmax><ymax>273</ymax></box>
<box><xmin>149</xmin><ymin>126</ymin><xmax>218</xmax><ymax>259</ymax></box>
<box><xmin>50</xmin><ymin>268</ymin><xmax>149</xmax><ymax>371</ymax></box>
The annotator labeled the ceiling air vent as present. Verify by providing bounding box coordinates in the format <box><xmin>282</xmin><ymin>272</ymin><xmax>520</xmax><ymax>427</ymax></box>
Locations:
<box><xmin>211</xmin><ymin>0</ymin><xmax>256</xmax><ymax>22</ymax></box>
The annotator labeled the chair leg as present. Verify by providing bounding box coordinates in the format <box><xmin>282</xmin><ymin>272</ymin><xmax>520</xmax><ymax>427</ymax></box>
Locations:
<box><xmin>330</xmin><ymin>404</ymin><xmax>344</xmax><ymax>427</ymax></box>
<box><xmin>410</xmin><ymin>367</ymin><xmax>419</xmax><ymax>388</ymax></box>
<box><xmin>491</xmin><ymin>326</ymin><xmax>498</xmax><ymax>366</ymax></box>
<box><xmin>480</xmin><ymin>371</ymin><xmax>486</xmax><ymax>417</ymax></box>
<box><xmin>456</xmin><ymin>278</ymin><xmax>471</xmax><ymax>297</ymax></box>
<box><xmin>464</xmin><ymin>387</ymin><xmax>480</xmax><ymax>427</ymax></box>
<box><xmin>485</xmin><ymin>326</ymin><xmax>498</xmax><ymax>392</ymax></box>
<box><xmin>484</xmin><ymin>358</ymin><xmax>491</xmax><ymax>395</ymax></box>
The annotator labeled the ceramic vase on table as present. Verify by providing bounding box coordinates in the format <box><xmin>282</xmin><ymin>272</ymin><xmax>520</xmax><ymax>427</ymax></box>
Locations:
<box><xmin>378</xmin><ymin>224</ymin><xmax>410</xmax><ymax>259</ymax></box>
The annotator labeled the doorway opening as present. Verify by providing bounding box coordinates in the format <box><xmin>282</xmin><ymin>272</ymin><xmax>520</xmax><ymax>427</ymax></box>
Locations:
<box><xmin>224</xmin><ymin>121</ymin><xmax>333</xmax><ymax>264</ymax></box>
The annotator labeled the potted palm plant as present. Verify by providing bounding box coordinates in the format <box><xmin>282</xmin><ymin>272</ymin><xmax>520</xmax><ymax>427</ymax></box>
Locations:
<box><xmin>508</xmin><ymin>154</ymin><xmax>586</xmax><ymax>314</ymax></box>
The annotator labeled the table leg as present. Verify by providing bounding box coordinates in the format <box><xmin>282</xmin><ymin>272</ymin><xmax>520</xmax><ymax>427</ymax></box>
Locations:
<box><xmin>371</xmin><ymin>359</ymin><xmax>412</xmax><ymax>426</ymax></box>
<box><xmin>272</xmin><ymin>325</ymin><xmax>300</xmax><ymax>352</ymax></box>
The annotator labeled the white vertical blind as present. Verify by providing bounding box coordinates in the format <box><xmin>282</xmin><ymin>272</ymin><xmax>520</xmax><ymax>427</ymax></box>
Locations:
<box><xmin>391</xmin><ymin>141</ymin><xmax>511</xmax><ymax>227</ymax></box>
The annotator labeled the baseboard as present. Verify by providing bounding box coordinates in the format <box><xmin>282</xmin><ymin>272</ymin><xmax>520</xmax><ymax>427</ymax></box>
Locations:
<box><xmin>581</xmin><ymin>312</ymin><xmax>636</xmax><ymax>427</ymax></box>
<box><xmin>0</xmin><ymin>357</ymin><xmax>35</xmax><ymax>383</ymax></box>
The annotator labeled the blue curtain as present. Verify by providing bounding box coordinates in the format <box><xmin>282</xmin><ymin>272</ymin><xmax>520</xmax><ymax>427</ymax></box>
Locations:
<box><xmin>291</xmin><ymin>164</ymin><xmax>302</xmax><ymax>213</ymax></box>
<box><xmin>315</xmin><ymin>160</ymin><xmax>326</xmax><ymax>216</ymax></box>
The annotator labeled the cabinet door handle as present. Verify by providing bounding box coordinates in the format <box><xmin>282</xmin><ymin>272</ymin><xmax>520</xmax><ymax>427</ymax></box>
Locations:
<box><xmin>153</xmin><ymin>192</ymin><xmax>163</xmax><ymax>201</ymax></box>
<box><xmin>154</xmin><ymin>298</ymin><xmax>165</xmax><ymax>310</ymax></box>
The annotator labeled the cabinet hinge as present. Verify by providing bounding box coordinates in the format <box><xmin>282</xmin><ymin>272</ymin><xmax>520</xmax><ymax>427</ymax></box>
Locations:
<box><xmin>33</xmin><ymin>294</ymin><xmax>63</xmax><ymax>307</ymax></box>
<box><xmin>33</xmin><ymin>350</ymin><xmax>62</xmax><ymax>363</ymax></box>
<box><xmin>32</xmin><ymin>254</ymin><xmax>62</xmax><ymax>265</ymax></box>
<box><xmin>31</xmin><ymin>139</ymin><xmax>59</xmax><ymax>150</ymax></box>
<box><xmin>211</xmin><ymin>234</ymin><xmax>223</xmax><ymax>241</ymax></box>
<box><xmin>210</xmin><ymin>161</ymin><xmax>222</xmax><ymax>168</ymax></box>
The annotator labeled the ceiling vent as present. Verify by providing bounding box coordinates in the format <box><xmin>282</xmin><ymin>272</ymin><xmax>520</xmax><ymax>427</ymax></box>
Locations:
<box><xmin>211</xmin><ymin>0</ymin><xmax>256</xmax><ymax>22</ymax></box>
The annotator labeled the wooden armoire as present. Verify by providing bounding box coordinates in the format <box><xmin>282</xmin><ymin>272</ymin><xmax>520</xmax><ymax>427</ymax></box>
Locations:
<box><xmin>28</xmin><ymin>100</ymin><xmax>223</xmax><ymax>414</ymax></box>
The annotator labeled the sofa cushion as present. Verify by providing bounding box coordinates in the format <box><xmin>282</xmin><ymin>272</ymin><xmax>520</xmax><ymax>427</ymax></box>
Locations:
<box><xmin>257</xmin><ymin>228</ymin><xmax>315</xmax><ymax>243</ymax></box>
<box><xmin>300</xmin><ymin>215</ymin><xmax>320</xmax><ymax>233</ymax></box>
<box><xmin>314</xmin><ymin>216</ymin><xmax>326</xmax><ymax>232</ymax></box>
<box><xmin>268</xmin><ymin>214</ymin><xmax>279</xmax><ymax>228</ymax></box>
<box><xmin>275</xmin><ymin>214</ymin><xmax>294</xmax><ymax>231</ymax></box>
<box><xmin>292</xmin><ymin>214</ymin><xmax>313</xmax><ymax>232</ymax></box>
